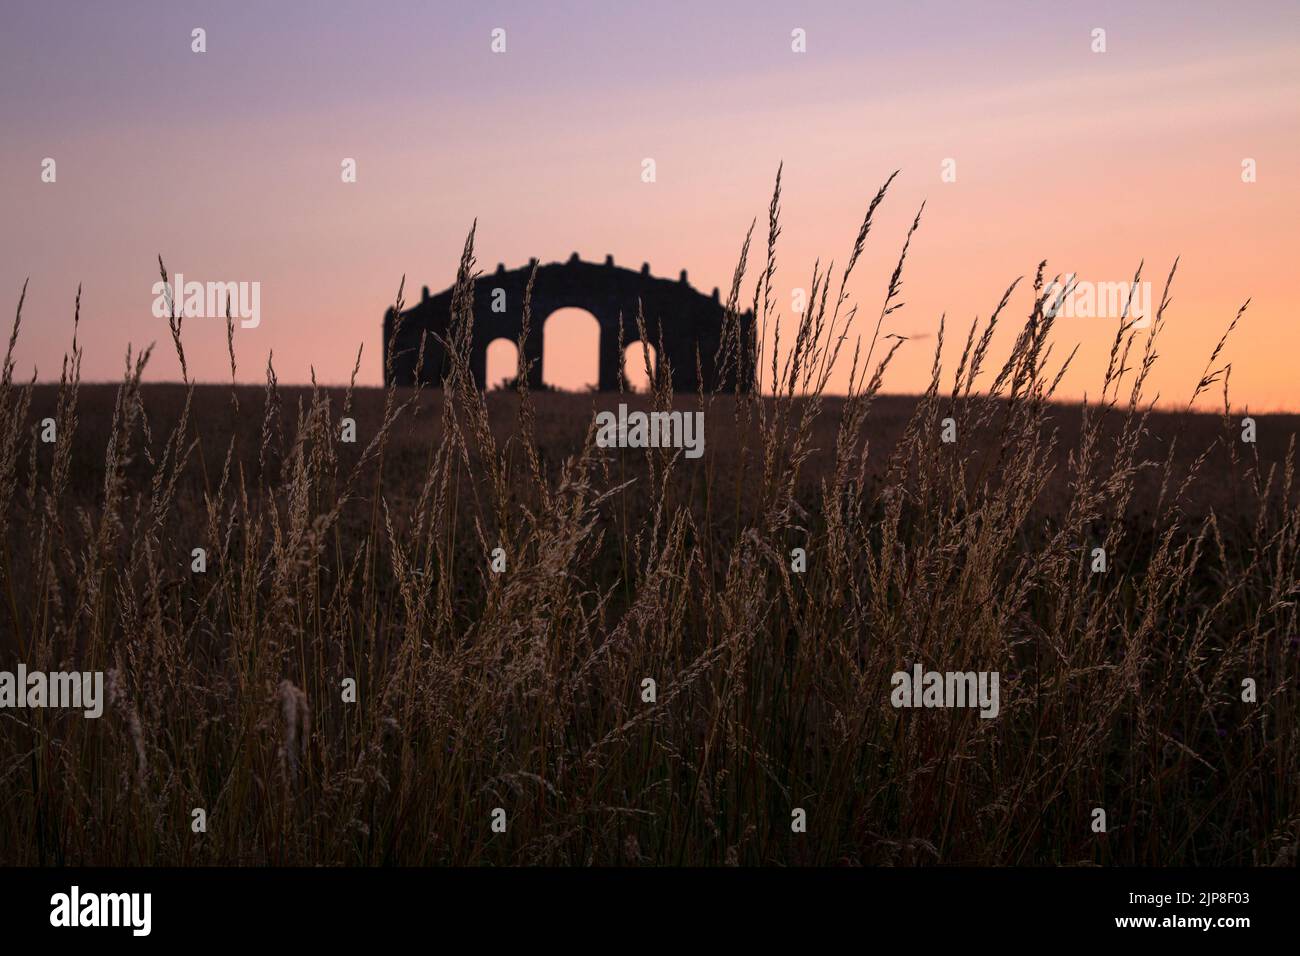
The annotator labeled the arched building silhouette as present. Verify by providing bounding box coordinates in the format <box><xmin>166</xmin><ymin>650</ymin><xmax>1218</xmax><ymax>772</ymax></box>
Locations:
<box><xmin>382</xmin><ymin>254</ymin><xmax>755</xmax><ymax>392</ymax></box>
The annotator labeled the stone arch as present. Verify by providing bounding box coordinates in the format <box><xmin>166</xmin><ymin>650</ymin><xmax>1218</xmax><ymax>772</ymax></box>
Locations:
<box><xmin>484</xmin><ymin>337</ymin><xmax>519</xmax><ymax>390</ymax></box>
<box><xmin>622</xmin><ymin>340</ymin><xmax>657</xmax><ymax>392</ymax></box>
<box><xmin>542</xmin><ymin>307</ymin><xmax>600</xmax><ymax>392</ymax></box>
<box><xmin>383</xmin><ymin>253</ymin><xmax>756</xmax><ymax>392</ymax></box>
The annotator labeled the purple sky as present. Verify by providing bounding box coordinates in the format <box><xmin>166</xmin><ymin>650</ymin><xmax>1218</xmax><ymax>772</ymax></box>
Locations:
<box><xmin>3</xmin><ymin>1</ymin><xmax>1297</xmax><ymax>407</ymax></box>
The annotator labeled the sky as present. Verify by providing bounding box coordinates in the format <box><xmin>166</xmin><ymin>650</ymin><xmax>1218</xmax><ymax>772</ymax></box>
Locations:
<box><xmin>1</xmin><ymin>0</ymin><xmax>1297</xmax><ymax>409</ymax></box>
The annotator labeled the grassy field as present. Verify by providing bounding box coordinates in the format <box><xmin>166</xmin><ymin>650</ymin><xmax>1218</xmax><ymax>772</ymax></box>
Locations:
<box><xmin>1</xmin><ymin>180</ymin><xmax>1297</xmax><ymax>866</ymax></box>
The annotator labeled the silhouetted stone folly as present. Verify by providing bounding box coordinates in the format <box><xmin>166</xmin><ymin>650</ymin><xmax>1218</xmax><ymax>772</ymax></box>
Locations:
<box><xmin>382</xmin><ymin>254</ymin><xmax>756</xmax><ymax>392</ymax></box>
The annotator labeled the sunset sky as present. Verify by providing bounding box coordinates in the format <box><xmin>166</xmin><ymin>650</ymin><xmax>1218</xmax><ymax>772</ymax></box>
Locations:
<box><xmin>2</xmin><ymin>0</ymin><xmax>1297</xmax><ymax>408</ymax></box>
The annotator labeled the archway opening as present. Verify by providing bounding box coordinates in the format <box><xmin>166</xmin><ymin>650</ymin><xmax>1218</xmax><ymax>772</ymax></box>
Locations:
<box><xmin>543</xmin><ymin>308</ymin><xmax>600</xmax><ymax>391</ymax></box>
<box><xmin>622</xmin><ymin>341</ymin><xmax>658</xmax><ymax>393</ymax></box>
<box><xmin>485</xmin><ymin>337</ymin><xmax>520</xmax><ymax>391</ymax></box>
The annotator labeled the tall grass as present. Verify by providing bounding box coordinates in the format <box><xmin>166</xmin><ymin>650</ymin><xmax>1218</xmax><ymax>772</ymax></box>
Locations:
<box><xmin>1</xmin><ymin>173</ymin><xmax>1296</xmax><ymax>866</ymax></box>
